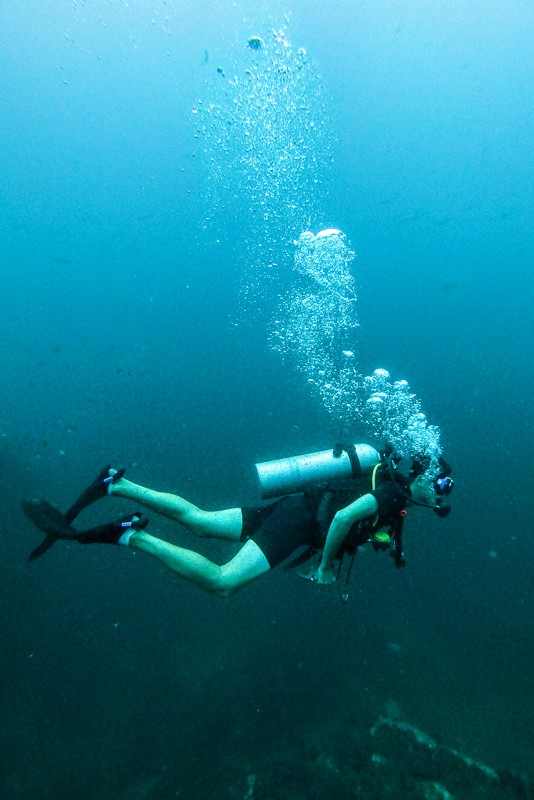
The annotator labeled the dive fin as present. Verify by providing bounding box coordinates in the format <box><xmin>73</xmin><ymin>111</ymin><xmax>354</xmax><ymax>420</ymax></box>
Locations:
<box><xmin>28</xmin><ymin>534</ymin><xmax>59</xmax><ymax>562</ymax></box>
<box><xmin>64</xmin><ymin>466</ymin><xmax>125</xmax><ymax>524</ymax></box>
<box><xmin>21</xmin><ymin>499</ymin><xmax>79</xmax><ymax>561</ymax></box>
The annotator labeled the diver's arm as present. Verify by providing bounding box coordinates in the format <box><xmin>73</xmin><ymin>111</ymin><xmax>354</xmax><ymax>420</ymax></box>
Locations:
<box><xmin>316</xmin><ymin>493</ymin><xmax>378</xmax><ymax>584</ymax></box>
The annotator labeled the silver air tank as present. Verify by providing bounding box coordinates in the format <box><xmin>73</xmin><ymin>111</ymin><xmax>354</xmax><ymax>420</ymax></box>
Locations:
<box><xmin>255</xmin><ymin>443</ymin><xmax>381</xmax><ymax>499</ymax></box>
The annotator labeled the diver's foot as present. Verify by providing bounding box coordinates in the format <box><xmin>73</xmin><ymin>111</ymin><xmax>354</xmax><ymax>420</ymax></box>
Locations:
<box><xmin>64</xmin><ymin>466</ymin><xmax>126</xmax><ymax>524</ymax></box>
<box><xmin>78</xmin><ymin>513</ymin><xmax>148</xmax><ymax>546</ymax></box>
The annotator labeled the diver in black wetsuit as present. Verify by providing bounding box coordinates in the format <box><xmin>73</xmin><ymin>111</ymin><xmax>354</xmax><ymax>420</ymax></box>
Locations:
<box><xmin>21</xmin><ymin>448</ymin><xmax>453</xmax><ymax>598</ymax></box>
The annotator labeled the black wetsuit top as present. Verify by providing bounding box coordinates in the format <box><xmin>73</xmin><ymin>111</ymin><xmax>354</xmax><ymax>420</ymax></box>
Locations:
<box><xmin>241</xmin><ymin>476</ymin><xmax>408</xmax><ymax>569</ymax></box>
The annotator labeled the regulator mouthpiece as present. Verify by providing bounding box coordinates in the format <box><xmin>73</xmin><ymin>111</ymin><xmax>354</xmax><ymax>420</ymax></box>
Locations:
<box><xmin>433</xmin><ymin>501</ymin><xmax>452</xmax><ymax>517</ymax></box>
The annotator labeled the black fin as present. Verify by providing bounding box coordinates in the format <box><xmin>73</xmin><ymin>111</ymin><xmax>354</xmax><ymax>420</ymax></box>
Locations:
<box><xmin>21</xmin><ymin>499</ymin><xmax>75</xmax><ymax>535</ymax></box>
<box><xmin>21</xmin><ymin>500</ymin><xmax>79</xmax><ymax>560</ymax></box>
<box><xmin>28</xmin><ymin>534</ymin><xmax>58</xmax><ymax>562</ymax></box>
<box><xmin>78</xmin><ymin>513</ymin><xmax>148</xmax><ymax>545</ymax></box>
<box><xmin>64</xmin><ymin>466</ymin><xmax>125</xmax><ymax>524</ymax></box>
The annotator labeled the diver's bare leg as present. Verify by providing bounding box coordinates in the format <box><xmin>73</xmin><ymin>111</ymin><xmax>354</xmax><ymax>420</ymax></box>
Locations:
<box><xmin>128</xmin><ymin>534</ymin><xmax>270</xmax><ymax>597</ymax></box>
<box><xmin>109</xmin><ymin>477</ymin><xmax>242</xmax><ymax>540</ymax></box>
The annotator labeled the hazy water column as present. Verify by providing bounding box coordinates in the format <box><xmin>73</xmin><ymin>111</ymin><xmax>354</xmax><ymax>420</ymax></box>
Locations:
<box><xmin>194</xmin><ymin>27</ymin><xmax>442</xmax><ymax>465</ymax></box>
<box><xmin>270</xmin><ymin>229</ymin><xmax>361</xmax><ymax>438</ymax></box>
<box><xmin>193</xmin><ymin>26</ymin><xmax>333</xmax><ymax>298</ymax></box>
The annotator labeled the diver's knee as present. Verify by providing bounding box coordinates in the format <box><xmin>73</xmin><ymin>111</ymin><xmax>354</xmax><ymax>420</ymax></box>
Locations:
<box><xmin>213</xmin><ymin>585</ymin><xmax>237</xmax><ymax>599</ymax></box>
<box><xmin>211</xmin><ymin>571</ymin><xmax>241</xmax><ymax>599</ymax></box>
<box><xmin>213</xmin><ymin>578</ymin><xmax>239</xmax><ymax>599</ymax></box>
<box><xmin>212</xmin><ymin>543</ymin><xmax>269</xmax><ymax>597</ymax></box>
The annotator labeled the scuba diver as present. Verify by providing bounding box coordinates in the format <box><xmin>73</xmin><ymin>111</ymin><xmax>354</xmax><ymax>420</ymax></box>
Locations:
<box><xmin>21</xmin><ymin>443</ymin><xmax>453</xmax><ymax>599</ymax></box>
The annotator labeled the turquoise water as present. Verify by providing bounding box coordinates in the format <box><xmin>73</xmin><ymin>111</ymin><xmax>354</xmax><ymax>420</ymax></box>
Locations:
<box><xmin>1</xmin><ymin>2</ymin><xmax>533</xmax><ymax>798</ymax></box>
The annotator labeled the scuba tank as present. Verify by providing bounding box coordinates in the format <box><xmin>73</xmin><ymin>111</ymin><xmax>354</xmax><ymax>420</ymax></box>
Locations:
<box><xmin>255</xmin><ymin>443</ymin><xmax>380</xmax><ymax>499</ymax></box>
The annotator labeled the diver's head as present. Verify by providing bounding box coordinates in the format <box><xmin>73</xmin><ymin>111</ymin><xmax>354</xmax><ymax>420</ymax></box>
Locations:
<box><xmin>409</xmin><ymin>455</ymin><xmax>454</xmax><ymax>515</ymax></box>
<box><xmin>383</xmin><ymin>446</ymin><xmax>454</xmax><ymax>514</ymax></box>
<box><xmin>409</xmin><ymin>474</ymin><xmax>436</xmax><ymax>506</ymax></box>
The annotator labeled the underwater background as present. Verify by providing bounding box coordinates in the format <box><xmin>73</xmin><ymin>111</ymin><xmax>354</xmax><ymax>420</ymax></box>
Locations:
<box><xmin>1</xmin><ymin>1</ymin><xmax>533</xmax><ymax>798</ymax></box>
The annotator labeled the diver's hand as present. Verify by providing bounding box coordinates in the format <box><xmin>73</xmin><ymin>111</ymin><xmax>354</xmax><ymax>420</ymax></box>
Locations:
<box><xmin>313</xmin><ymin>564</ymin><xmax>337</xmax><ymax>585</ymax></box>
<box><xmin>296</xmin><ymin>558</ymin><xmax>337</xmax><ymax>586</ymax></box>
